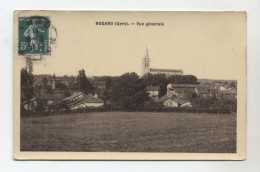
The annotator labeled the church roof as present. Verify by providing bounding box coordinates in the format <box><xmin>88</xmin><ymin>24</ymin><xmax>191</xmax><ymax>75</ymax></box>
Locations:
<box><xmin>150</xmin><ymin>68</ymin><xmax>183</xmax><ymax>73</ymax></box>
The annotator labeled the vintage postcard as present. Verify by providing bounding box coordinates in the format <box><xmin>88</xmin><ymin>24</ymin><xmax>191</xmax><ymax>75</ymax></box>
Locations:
<box><xmin>13</xmin><ymin>11</ymin><xmax>247</xmax><ymax>160</ymax></box>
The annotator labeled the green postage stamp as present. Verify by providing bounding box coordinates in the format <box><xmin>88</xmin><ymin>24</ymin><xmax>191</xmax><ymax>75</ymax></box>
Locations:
<box><xmin>18</xmin><ymin>16</ymin><xmax>50</xmax><ymax>55</ymax></box>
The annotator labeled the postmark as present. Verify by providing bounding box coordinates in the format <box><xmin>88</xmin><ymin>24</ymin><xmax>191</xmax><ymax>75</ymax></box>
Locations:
<box><xmin>18</xmin><ymin>16</ymin><xmax>50</xmax><ymax>56</ymax></box>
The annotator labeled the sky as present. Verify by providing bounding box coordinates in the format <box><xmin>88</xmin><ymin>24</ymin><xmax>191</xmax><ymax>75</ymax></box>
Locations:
<box><xmin>29</xmin><ymin>11</ymin><xmax>246</xmax><ymax>80</ymax></box>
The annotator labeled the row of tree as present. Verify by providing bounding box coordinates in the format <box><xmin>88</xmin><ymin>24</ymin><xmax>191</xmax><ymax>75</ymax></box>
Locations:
<box><xmin>21</xmin><ymin>61</ymin><xmax>34</xmax><ymax>111</ymax></box>
<box><xmin>21</xmin><ymin>66</ymin><xmax>237</xmax><ymax>114</ymax></box>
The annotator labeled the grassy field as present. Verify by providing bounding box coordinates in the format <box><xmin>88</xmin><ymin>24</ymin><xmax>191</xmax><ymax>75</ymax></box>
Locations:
<box><xmin>20</xmin><ymin>112</ymin><xmax>236</xmax><ymax>153</ymax></box>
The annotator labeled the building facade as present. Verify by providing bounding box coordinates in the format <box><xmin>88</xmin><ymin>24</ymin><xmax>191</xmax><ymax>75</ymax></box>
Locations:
<box><xmin>146</xmin><ymin>86</ymin><xmax>160</xmax><ymax>97</ymax></box>
<box><xmin>141</xmin><ymin>48</ymin><xmax>183</xmax><ymax>77</ymax></box>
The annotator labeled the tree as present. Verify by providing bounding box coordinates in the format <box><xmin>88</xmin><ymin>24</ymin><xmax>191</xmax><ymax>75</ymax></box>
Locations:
<box><xmin>35</xmin><ymin>99</ymin><xmax>47</xmax><ymax>112</ymax></box>
<box><xmin>67</xmin><ymin>76</ymin><xmax>78</xmax><ymax>91</ymax></box>
<box><xmin>21</xmin><ymin>60</ymin><xmax>34</xmax><ymax>111</ymax></box>
<box><xmin>42</xmin><ymin>76</ymin><xmax>48</xmax><ymax>87</ymax></box>
<box><xmin>77</xmin><ymin>69</ymin><xmax>94</xmax><ymax>94</ymax></box>
<box><xmin>159</xmin><ymin>83</ymin><xmax>167</xmax><ymax>97</ymax></box>
<box><xmin>97</xmin><ymin>88</ymin><xmax>110</xmax><ymax>106</ymax></box>
<box><xmin>111</xmin><ymin>72</ymin><xmax>148</xmax><ymax>110</ymax></box>
<box><xmin>93</xmin><ymin>76</ymin><xmax>113</xmax><ymax>89</ymax></box>
<box><xmin>168</xmin><ymin>75</ymin><xmax>197</xmax><ymax>84</ymax></box>
<box><xmin>230</xmin><ymin>81</ymin><xmax>237</xmax><ymax>89</ymax></box>
<box><xmin>63</xmin><ymin>89</ymin><xmax>71</xmax><ymax>97</ymax></box>
<box><xmin>41</xmin><ymin>76</ymin><xmax>52</xmax><ymax>94</ymax></box>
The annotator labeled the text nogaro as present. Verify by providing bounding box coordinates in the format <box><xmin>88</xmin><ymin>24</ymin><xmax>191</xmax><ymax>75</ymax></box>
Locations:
<box><xmin>96</xmin><ymin>21</ymin><xmax>164</xmax><ymax>27</ymax></box>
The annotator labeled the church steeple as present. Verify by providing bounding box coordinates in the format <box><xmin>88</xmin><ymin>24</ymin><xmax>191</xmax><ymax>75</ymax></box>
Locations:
<box><xmin>142</xmin><ymin>47</ymin><xmax>150</xmax><ymax>76</ymax></box>
<box><xmin>144</xmin><ymin>47</ymin><xmax>150</xmax><ymax>60</ymax></box>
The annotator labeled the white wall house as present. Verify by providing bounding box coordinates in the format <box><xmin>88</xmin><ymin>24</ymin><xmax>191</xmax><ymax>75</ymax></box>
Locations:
<box><xmin>66</xmin><ymin>92</ymin><xmax>104</xmax><ymax>110</ymax></box>
<box><xmin>162</xmin><ymin>98</ymin><xmax>178</xmax><ymax>107</ymax></box>
<box><xmin>146</xmin><ymin>86</ymin><xmax>160</xmax><ymax>97</ymax></box>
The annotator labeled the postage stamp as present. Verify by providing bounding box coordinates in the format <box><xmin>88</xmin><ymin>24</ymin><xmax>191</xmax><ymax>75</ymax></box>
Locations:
<box><xmin>18</xmin><ymin>16</ymin><xmax>50</xmax><ymax>55</ymax></box>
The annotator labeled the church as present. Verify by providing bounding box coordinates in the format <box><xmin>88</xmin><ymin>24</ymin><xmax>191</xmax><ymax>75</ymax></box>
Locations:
<box><xmin>141</xmin><ymin>48</ymin><xmax>183</xmax><ymax>77</ymax></box>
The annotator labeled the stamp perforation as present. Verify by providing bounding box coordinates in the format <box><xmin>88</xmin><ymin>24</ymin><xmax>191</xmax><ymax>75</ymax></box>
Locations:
<box><xmin>18</xmin><ymin>16</ymin><xmax>52</xmax><ymax>59</ymax></box>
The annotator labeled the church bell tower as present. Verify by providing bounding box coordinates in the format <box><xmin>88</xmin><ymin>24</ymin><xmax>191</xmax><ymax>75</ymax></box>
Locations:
<box><xmin>142</xmin><ymin>47</ymin><xmax>150</xmax><ymax>76</ymax></box>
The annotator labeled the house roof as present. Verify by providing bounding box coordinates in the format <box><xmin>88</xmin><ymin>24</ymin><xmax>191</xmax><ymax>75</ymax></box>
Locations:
<box><xmin>150</xmin><ymin>68</ymin><xmax>183</xmax><ymax>73</ymax></box>
<box><xmin>221</xmin><ymin>90</ymin><xmax>237</xmax><ymax>95</ymax></box>
<box><xmin>159</xmin><ymin>94</ymin><xmax>169</xmax><ymax>102</ymax></box>
<box><xmin>196</xmin><ymin>87</ymin><xmax>219</xmax><ymax>94</ymax></box>
<box><xmin>65</xmin><ymin>92</ymin><xmax>104</xmax><ymax>107</ymax></box>
<box><xmin>69</xmin><ymin>94</ymin><xmax>104</xmax><ymax>108</ymax></box>
<box><xmin>83</xmin><ymin>94</ymin><xmax>104</xmax><ymax>103</ymax></box>
<box><xmin>33</xmin><ymin>79</ymin><xmax>42</xmax><ymax>86</ymax></box>
<box><xmin>169</xmin><ymin>84</ymin><xmax>200</xmax><ymax>88</ymax></box>
<box><xmin>196</xmin><ymin>87</ymin><xmax>209</xmax><ymax>94</ymax></box>
<box><xmin>63</xmin><ymin>92</ymin><xmax>84</xmax><ymax>101</ymax></box>
<box><xmin>146</xmin><ymin>86</ymin><xmax>160</xmax><ymax>91</ymax></box>
<box><xmin>23</xmin><ymin>98</ymin><xmax>37</xmax><ymax>105</ymax></box>
<box><xmin>159</xmin><ymin>96</ymin><xmax>189</xmax><ymax>105</ymax></box>
<box><xmin>176</xmin><ymin>98</ymin><xmax>189</xmax><ymax>105</ymax></box>
<box><xmin>211</xmin><ymin>89</ymin><xmax>219</xmax><ymax>94</ymax></box>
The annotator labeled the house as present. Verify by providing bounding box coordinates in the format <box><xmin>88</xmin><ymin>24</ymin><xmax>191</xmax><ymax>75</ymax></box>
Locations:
<box><xmin>196</xmin><ymin>87</ymin><xmax>219</xmax><ymax>98</ymax></box>
<box><xmin>162</xmin><ymin>98</ymin><xmax>179</xmax><ymax>107</ymax></box>
<box><xmin>63</xmin><ymin>92</ymin><xmax>104</xmax><ymax>110</ymax></box>
<box><xmin>220</xmin><ymin>89</ymin><xmax>237</xmax><ymax>99</ymax></box>
<box><xmin>69</xmin><ymin>94</ymin><xmax>104</xmax><ymax>110</ymax></box>
<box><xmin>33</xmin><ymin>75</ymin><xmax>56</xmax><ymax>96</ymax></box>
<box><xmin>146</xmin><ymin>86</ymin><xmax>160</xmax><ymax>97</ymax></box>
<box><xmin>159</xmin><ymin>95</ymin><xmax>192</xmax><ymax>108</ymax></box>
<box><xmin>219</xmin><ymin>86</ymin><xmax>229</xmax><ymax>91</ymax></box>
<box><xmin>177</xmin><ymin>99</ymin><xmax>192</xmax><ymax>108</ymax></box>
<box><xmin>33</xmin><ymin>75</ymin><xmax>56</xmax><ymax>89</ymax></box>
<box><xmin>167</xmin><ymin>84</ymin><xmax>199</xmax><ymax>99</ymax></box>
<box><xmin>159</xmin><ymin>95</ymin><xmax>178</xmax><ymax>107</ymax></box>
<box><xmin>63</xmin><ymin>92</ymin><xmax>85</xmax><ymax>108</ymax></box>
<box><xmin>23</xmin><ymin>98</ymin><xmax>37</xmax><ymax>111</ymax></box>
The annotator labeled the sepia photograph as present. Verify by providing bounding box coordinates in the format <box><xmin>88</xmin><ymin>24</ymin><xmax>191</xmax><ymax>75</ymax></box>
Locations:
<box><xmin>13</xmin><ymin>11</ymin><xmax>246</xmax><ymax>160</ymax></box>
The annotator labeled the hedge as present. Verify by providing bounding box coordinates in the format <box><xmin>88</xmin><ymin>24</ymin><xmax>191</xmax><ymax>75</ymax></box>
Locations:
<box><xmin>21</xmin><ymin>106</ymin><xmax>234</xmax><ymax>118</ymax></box>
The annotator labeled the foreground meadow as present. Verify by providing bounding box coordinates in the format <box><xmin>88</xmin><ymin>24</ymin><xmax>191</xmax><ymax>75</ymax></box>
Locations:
<box><xmin>20</xmin><ymin>112</ymin><xmax>236</xmax><ymax>153</ymax></box>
